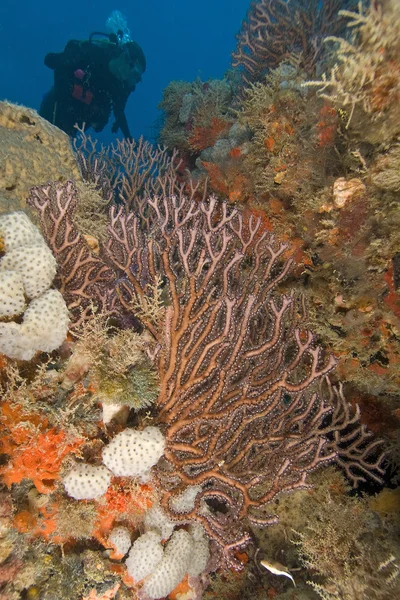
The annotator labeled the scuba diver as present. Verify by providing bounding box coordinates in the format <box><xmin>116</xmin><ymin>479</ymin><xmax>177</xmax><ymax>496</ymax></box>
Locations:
<box><xmin>40</xmin><ymin>30</ymin><xmax>146</xmax><ymax>139</ymax></box>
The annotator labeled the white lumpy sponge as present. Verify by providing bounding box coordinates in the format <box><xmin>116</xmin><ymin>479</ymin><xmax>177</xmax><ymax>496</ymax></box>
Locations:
<box><xmin>23</xmin><ymin>290</ymin><xmax>70</xmax><ymax>351</ymax></box>
<box><xmin>0</xmin><ymin>270</ymin><xmax>25</xmax><ymax>317</ymax></box>
<box><xmin>144</xmin><ymin>505</ymin><xmax>175</xmax><ymax>541</ymax></box>
<box><xmin>143</xmin><ymin>529</ymin><xmax>194</xmax><ymax>599</ymax></box>
<box><xmin>187</xmin><ymin>523</ymin><xmax>210</xmax><ymax>577</ymax></box>
<box><xmin>0</xmin><ymin>289</ymin><xmax>70</xmax><ymax>360</ymax></box>
<box><xmin>63</xmin><ymin>463</ymin><xmax>112</xmax><ymax>500</ymax></box>
<box><xmin>0</xmin><ymin>211</ymin><xmax>69</xmax><ymax>360</ymax></box>
<box><xmin>102</xmin><ymin>426</ymin><xmax>165</xmax><ymax>478</ymax></box>
<box><xmin>0</xmin><ymin>211</ymin><xmax>44</xmax><ymax>251</ymax></box>
<box><xmin>0</xmin><ymin>243</ymin><xmax>57</xmax><ymax>298</ymax></box>
<box><xmin>108</xmin><ymin>526</ymin><xmax>132</xmax><ymax>558</ymax></box>
<box><xmin>124</xmin><ymin>520</ymin><xmax>210</xmax><ymax>598</ymax></box>
<box><xmin>0</xmin><ymin>212</ymin><xmax>57</xmax><ymax>299</ymax></box>
<box><xmin>125</xmin><ymin>531</ymin><xmax>163</xmax><ymax>582</ymax></box>
<box><xmin>169</xmin><ymin>485</ymin><xmax>202</xmax><ymax>514</ymax></box>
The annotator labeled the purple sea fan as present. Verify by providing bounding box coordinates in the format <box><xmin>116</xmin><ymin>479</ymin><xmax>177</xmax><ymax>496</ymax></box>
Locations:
<box><xmin>231</xmin><ymin>0</ymin><xmax>359</xmax><ymax>86</ymax></box>
<box><xmin>27</xmin><ymin>181</ymin><xmax>118</xmax><ymax>329</ymax></box>
<box><xmin>28</xmin><ymin>182</ymin><xmax>385</xmax><ymax>568</ymax></box>
<box><xmin>105</xmin><ymin>193</ymin><xmax>385</xmax><ymax>568</ymax></box>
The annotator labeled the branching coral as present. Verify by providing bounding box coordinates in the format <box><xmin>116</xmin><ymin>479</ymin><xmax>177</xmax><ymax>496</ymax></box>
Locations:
<box><xmin>27</xmin><ymin>181</ymin><xmax>117</xmax><ymax>329</ymax></box>
<box><xmin>231</xmin><ymin>0</ymin><xmax>358</xmax><ymax>86</ymax></box>
<box><xmin>75</xmin><ymin>130</ymin><xmax>183</xmax><ymax>213</ymax></box>
<box><xmin>28</xmin><ymin>181</ymin><xmax>385</xmax><ymax>570</ymax></box>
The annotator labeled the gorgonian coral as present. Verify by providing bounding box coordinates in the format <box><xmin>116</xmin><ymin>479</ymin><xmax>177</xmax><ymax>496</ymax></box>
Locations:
<box><xmin>231</xmin><ymin>0</ymin><xmax>359</xmax><ymax>86</ymax></box>
<box><xmin>28</xmin><ymin>181</ymin><xmax>385</xmax><ymax>568</ymax></box>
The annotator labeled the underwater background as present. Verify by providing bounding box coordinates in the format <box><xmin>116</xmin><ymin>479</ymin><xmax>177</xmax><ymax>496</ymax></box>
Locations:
<box><xmin>0</xmin><ymin>0</ymin><xmax>250</xmax><ymax>142</ymax></box>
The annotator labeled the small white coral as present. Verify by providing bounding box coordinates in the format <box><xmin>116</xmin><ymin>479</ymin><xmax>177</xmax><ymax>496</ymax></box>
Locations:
<box><xmin>108</xmin><ymin>526</ymin><xmax>132</xmax><ymax>559</ymax></box>
<box><xmin>0</xmin><ymin>211</ymin><xmax>44</xmax><ymax>251</ymax></box>
<box><xmin>101</xmin><ymin>402</ymin><xmax>130</xmax><ymax>425</ymax></box>
<box><xmin>63</xmin><ymin>463</ymin><xmax>112</xmax><ymax>500</ymax></box>
<box><xmin>144</xmin><ymin>504</ymin><xmax>175</xmax><ymax>541</ymax></box>
<box><xmin>169</xmin><ymin>485</ymin><xmax>202</xmax><ymax>514</ymax></box>
<box><xmin>0</xmin><ymin>211</ymin><xmax>69</xmax><ymax>360</ymax></box>
<box><xmin>187</xmin><ymin>523</ymin><xmax>210</xmax><ymax>576</ymax></box>
<box><xmin>143</xmin><ymin>529</ymin><xmax>194</xmax><ymax>599</ymax></box>
<box><xmin>102</xmin><ymin>426</ymin><xmax>165</xmax><ymax>479</ymax></box>
<box><xmin>0</xmin><ymin>321</ymin><xmax>28</xmax><ymax>359</ymax></box>
<box><xmin>0</xmin><ymin>270</ymin><xmax>25</xmax><ymax>317</ymax></box>
<box><xmin>125</xmin><ymin>517</ymin><xmax>210</xmax><ymax>598</ymax></box>
<box><xmin>125</xmin><ymin>531</ymin><xmax>163</xmax><ymax>582</ymax></box>
<box><xmin>0</xmin><ymin>289</ymin><xmax>70</xmax><ymax>360</ymax></box>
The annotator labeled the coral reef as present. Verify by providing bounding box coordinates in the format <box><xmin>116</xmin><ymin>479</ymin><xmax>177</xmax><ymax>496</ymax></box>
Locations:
<box><xmin>1</xmin><ymin>0</ymin><xmax>400</xmax><ymax>596</ymax></box>
<box><xmin>22</xmin><ymin>178</ymin><xmax>384</xmax><ymax>568</ymax></box>
<box><xmin>304</xmin><ymin>0</ymin><xmax>400</xmax><ymax>143</ymax></box>
<box><xmin>157</xmin><ymin>0</ymin><xmax>400</xmax><ymax>425</ymax></box>
<box><xmin>231</xmin><ymin>0</ymin><xmax>359</xmax><ymax>85</ymax></box>
<box><xmin>0</xmin><ymin>165</ymin><xmax>387</xmax><ymax>598</ymax></box>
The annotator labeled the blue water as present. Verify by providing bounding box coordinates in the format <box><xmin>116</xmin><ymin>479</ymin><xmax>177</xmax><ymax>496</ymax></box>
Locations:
<box><xmin>0</xmin><ymin>0</ymin><xmax>250</xmax><ymax>143</ymax></box>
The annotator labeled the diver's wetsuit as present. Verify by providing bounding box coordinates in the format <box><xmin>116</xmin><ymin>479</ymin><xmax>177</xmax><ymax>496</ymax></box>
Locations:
<box><xmin>40</xmin><ymin>38</ymin><xmax>145</xmax><ymax>138</ymax></box>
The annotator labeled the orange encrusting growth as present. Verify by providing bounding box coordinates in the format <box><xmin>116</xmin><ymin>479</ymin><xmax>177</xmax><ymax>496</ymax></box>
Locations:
<box><xmin>316</xmin><ymin>103</ymin><xmax>338</xmax><ymax>147</ymax></box>
<box><xmin>81</xmin><ymin>583</ymin><xmax>121</xmax><ymax>600</ymax></box>
<box><xmin>13</xmin><ymin>501</ymin><xmax>69</xmax><ymax>545</ymax></box>
<box><xmin>168</xmin><ymin>574</ymin><xmax>192</xmax><ymax>600</ymax></box>
<box><xmin>189</xmin><ymin>117</ymin><xmax>232</xmax><ymax>151</ymax></box>
<box><xmin>0</xmin><ymin>402</ymin><xmax>84</xmax><ymax>493</ymax></box>
<box><xmin>92</xmin><ymin>480</ymin><xmax>154</xmax><ymax>548</ymax></box>
<box><xmin>202</xmin><ymin>161</ymin><xmax>248</xmax><ymax>202</ymax></box>
<box><xmin>384</xmin><ymin>264</ymin><xmax>400</xmax><ymax>320</ymax></box>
